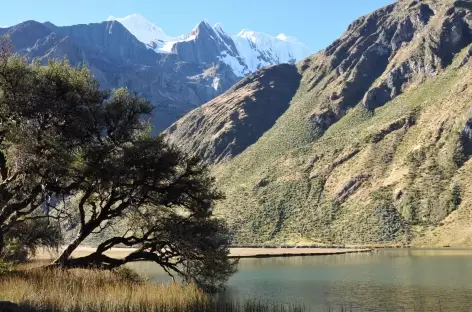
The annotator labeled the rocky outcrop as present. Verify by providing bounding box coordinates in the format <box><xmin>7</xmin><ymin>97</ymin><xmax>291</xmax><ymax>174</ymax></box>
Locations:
<box><xmin>330</xmin><ymin>148</ymin><xmax>361</xmax><ymax>170</ymax></box>
<box><xmin>302</xmin><ymin>0</ymin><xmax>472</xmax><ymax>126</ymax></box>
<box><xmin>459</xmin><ymin>117</ymin><xmax>472</xmax><ymax>163</ymax></box>
<box><xmin>319</xmin><ymin>2</ymin><xmax>437</xmax><ymax>117</ymax></box>
<box><xmin>364</xmin><ymin>2</ymin><xmax>472</xmax><ymax>110</ymax></box>
<box><xmin>370</xmin><ymin>116</ymin><xmax>416</xmax><ymax>143</ymax></box>
<box><xmin>164</xmin><ymin>64</ymin><xmax>301</xmax><ymax>163</ymax></box>
<box><xmin>334</xmin><ymin>174</ymin><xmax>371</xmax><ymax>203</ymax></box>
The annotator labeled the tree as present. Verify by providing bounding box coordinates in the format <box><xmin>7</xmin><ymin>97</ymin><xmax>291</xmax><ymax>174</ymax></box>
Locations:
<box><xmin>3</xmin><ymin>216</ymin><xmax>61</xmax><ymax>262</ymax></box>
<box><xmin>0</xmin><ymin>37</ymin><xmax>236</xmax><ymax>291</ymax></box>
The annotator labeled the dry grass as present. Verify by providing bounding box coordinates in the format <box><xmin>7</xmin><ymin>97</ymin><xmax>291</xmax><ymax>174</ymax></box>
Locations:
<box><xmin>0</xmin><ymin>263</ymin><xmax>307</xmax><ymax>312</ymax></box>
<box><xmin>0</xmin><ymin>266</ymin><xmax>209</xmax><ymax>312</ymax></box>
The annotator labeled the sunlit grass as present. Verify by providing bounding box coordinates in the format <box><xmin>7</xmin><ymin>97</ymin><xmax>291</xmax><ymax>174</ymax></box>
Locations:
<box><xmin>0</xmin><ymin>267</ymin><xmax>208</xmax><ymax>311</ymax></box>
<box><xmin>0</xmin><ymin>264</ymin><xmax>307</xmax><ymax>312</ymax></box>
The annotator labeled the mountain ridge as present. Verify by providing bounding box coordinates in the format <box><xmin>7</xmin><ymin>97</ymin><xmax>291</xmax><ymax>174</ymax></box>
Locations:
<box><xmin>165</xmin><ymin>0</ymin><xmax>472</xmax><ymax>246</ymax></box>
<box><xmin>1</xmin><ymin>16</ymin><xmax>310</xmax><ymax>131</ymax></box>
<box><xmin>0</xmin><ymin>19</ymin><xmax>240</xmax><ymax>131</ymax></box>
<box><xmin>164</xmin><ymin>63</ymin><xmax>302</xmax><ymax>164</ymax></box>
<box><xmin>108</xmin><ymin>14</ymin><xmax>312</xmax><ymax>77</ymax></box>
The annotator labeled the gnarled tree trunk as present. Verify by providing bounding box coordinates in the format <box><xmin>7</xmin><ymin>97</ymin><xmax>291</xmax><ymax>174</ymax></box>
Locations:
<box><xmin>53</xmin><ymin>228</ymin><xmax>91</xmax><ymax>266</ymax></box>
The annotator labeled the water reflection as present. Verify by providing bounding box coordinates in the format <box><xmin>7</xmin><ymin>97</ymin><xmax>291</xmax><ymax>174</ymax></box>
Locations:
<box><xmin>129</xmin><ymin>249</ymin><xmax>472</xmax><ymax>311</ymax></box>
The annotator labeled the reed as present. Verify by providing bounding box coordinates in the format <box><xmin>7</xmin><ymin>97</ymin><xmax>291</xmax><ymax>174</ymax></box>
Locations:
<box><xmin>0</xmin><ymin>265</ymin><xmax>306</xmax><ymax>312</ymax></box>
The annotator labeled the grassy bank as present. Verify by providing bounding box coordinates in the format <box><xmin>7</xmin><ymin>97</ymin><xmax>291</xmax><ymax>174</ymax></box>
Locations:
<box><xmin>0</xmin><ymin>264</ymin><xmax>306</xmax><ymax>312</ymax></box>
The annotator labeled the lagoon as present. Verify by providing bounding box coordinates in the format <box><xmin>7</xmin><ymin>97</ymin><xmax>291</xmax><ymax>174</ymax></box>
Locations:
<box><xmin>130</xmin><ymin>249</ymin><xmax>472</xmax><ymax>311</ymax></box>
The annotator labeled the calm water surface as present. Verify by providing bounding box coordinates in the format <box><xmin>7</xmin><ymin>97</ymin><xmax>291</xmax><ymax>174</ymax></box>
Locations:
<box><xmin>129</xmin><ymin>249</ymin><xmax>472</xmax><ymax>311</ymax></box>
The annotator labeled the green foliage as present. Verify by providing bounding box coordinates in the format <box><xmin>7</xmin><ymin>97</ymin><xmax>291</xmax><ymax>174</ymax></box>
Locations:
<box><xmin>2</xmin><ymin>217</ymin><xmax>62</xmax><ymax>262</ymax></box>
<box><xmin>401</xmin><ymin>191</ymin><xmax>421</xmax><ymax>225</ymax></box>
<box><xmin>406</xmin><ymin>148</ymin><xmax>427</xmax><ymax>171</ymax></box>
<box><xmin>327</xmin><ymin>200</ymin><xmax>342</xmax><ymax>222</ymax></box>
<box><xmin>451</xmin><ymin>184</ymin><xmax>462</xmax><ymax>208</ymax></box>
<box><xmin>371</xmin><ymin>187</ymin><xmax>393</xmax><ymax>202</ymax></box>
<box><xmin>111</xmin><ymin>266</ymin><xmax>145</xmax><ymax>284</ymax></box>
<box><xmin>439</xmin><ymin>184</ymin><xmax>462</xmax><ymax>216</ymax></box>
<box><xmin>370</xmin><ymin>187</ymin><xmax>408</xmax><ymax>242</ymax></box>
<box><xmin>0</xmin><ymin>258</ymin><xmax>12</xmax><ymax>276</ymax></box>
<box><xmin>372</xmin><ymin>195</ymin><xmax>407</xmax><ymax>243</ymax></box>
<box><xmin>452</xmin><ymin>142</ymin><xmax>467</xmax><ymax>167</ymax></box>
<box><xmin>0</xmin><ymin>37</ymin><xmax>235</xmax><ymax>290</ymax></box>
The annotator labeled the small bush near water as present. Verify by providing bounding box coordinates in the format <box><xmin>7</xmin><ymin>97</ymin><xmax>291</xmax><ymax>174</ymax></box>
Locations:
<box><xmin>0</xmin><ymin>265</ymin><xmax>307</xmax><ymax>312</ymax></box>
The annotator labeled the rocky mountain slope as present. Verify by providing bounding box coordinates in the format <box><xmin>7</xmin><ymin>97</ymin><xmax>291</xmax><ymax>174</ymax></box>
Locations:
<box><xmin>0</xmin><ymin>17</ymin><xmax>310</xmax><ymax>131</ymax></box>
<box><xmin>166</xmin><ymin>0</ymin><xmax>472</xmax><ymax>246</ymax></box>
<box><xmin>165</xmin><ymin>64</ymin><xmax>301</xmax><ymax>164</ymax></box>
<box><xmin>109</xmin><ymin>14</ymin><xmax>311</xmax><ymax>76</ymax></box>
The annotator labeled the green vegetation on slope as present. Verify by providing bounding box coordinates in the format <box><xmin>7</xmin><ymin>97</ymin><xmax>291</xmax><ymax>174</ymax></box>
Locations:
<box><xmin>212</xmin><ymin>0</ymin><xmax>472</xmax><ymax>246</ymax></box>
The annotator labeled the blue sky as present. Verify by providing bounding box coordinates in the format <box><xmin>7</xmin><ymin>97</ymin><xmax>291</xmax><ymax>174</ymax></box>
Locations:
<box><xmin>1</xmin><ymin>0</ymin><xmax>394</xmax><ymax>52</ymax></box>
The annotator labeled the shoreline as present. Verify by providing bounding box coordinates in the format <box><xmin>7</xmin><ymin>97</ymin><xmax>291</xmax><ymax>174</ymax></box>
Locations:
<box><xmin>37</xmin><ymin>246</ymin><xmax>373</xmax><ymax>260</ymax></box>
<box><xmin>228</xmin><ymin>247</ymin><xmax>372</xmax><ymax>258</ymax></box>
<box><xmin>36</xmin><ymin>246</ymin><xmax>472</xmax><ymax>261</ymax></box>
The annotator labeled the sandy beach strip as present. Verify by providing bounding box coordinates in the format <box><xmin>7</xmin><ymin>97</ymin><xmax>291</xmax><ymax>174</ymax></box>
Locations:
<box><xmin>37</xmin><ymin>247</ymin><xmax>372</xmax><ymax>260</ymax></box>
<box><xmin>228</xmin><ymin>247</ymin><xmax>372</xmax><ymax>258</ymax></box>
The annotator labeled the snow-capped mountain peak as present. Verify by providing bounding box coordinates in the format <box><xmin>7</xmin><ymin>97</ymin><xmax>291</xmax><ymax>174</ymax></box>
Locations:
<box><xmin>108</xmin><ymin>15</ymin><xmax>312</xmax><ymax>77</ymax></box>
<box><xmin>194</xmin><ymin>21</ymin><xmax>212</xmax><ymax>31</ymax></box>
<box><xmin>232</xmin><ymin>29</ymin><xmax>310</xmax><ymax>73</ymax></box>
<box><xmin>236</xmin><ymin>29</ymin><xmax>254</xmax><ymax>37</ymax></box>
<box><xmin>185</xmin><ymin>21</ymin><xmax>212</xmax><ymax>40</ymax></box>
<box><xmin>107</xmin><ymin>14</ymin><xmax>179</xmax><ymax>49</ymax></box>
